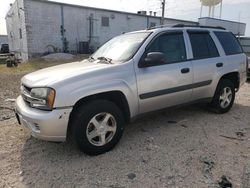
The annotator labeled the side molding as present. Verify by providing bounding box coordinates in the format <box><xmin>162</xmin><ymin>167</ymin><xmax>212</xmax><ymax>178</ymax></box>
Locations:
<box><xmin>139</xmin><ymin>80</ymin><xmax>212</xmax><ymax>99</ymax></box>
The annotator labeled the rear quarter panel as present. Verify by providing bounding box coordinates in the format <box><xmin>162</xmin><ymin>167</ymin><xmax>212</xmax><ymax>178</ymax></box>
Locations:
<box><xmin>222</xmin><ymin>53</ymin><xmax>247</xmax><ymax>86</ymax></box>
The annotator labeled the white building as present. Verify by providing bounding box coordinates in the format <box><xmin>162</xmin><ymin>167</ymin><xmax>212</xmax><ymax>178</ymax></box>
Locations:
<box><xmin>199</xmin><ymin>17</ymin><xmax>246</xmax><ymax>36</ymax></box>
<box><xmin>5</xmin><ymin>0</ymin><xmax>198</xmax><ymax>62</ymax></box>
<box><xmin>238</xmin><ymin>37</ymin><xmax>250</xmax><ymax>53</ymax></box>
<box><xmin>6</xmin><ymin>0</ymin><xmax>247</xmax><ymax>62</ymax></box>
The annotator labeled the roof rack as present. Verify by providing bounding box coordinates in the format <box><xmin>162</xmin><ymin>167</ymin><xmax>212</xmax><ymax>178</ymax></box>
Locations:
<box><xmin>147</xmin><ymin>24</ymin><xmax>226</xmax><ymax>31</ymax></box>
<box><xmin>172</xmin><ymin>24</ymin><xmax>226</xmax><ymax>30</ymax></box>
<box><xmin>147</xmin><ymin>24</ymin><xmax>176</xmax><ymax>30</ymax></box>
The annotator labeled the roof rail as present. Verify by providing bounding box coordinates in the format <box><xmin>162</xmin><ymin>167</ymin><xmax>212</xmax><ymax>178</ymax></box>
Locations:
<box><xmin>146</xmin><ymin>24</ymin><xmax>176</xmax><ymax>30</ymax></box>
<box><xmin>172</xmin><ymin>24</ymin><xmax>226</xmax><ymax>30</ymax></box>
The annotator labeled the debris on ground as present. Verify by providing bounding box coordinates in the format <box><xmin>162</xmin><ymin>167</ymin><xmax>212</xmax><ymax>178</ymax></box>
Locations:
<box><xmin>146</xmin><ymin>143</ymin><xmax>160</xmax><ymax>151</ymax></box>
<box><xmin>242</xmin><ymin>165</ymin><xmax>250</xmax><ymax>188</ymax></box>
<box><xmin>4</xmin><ymin>98</ymin><xmax>16</xmax><ymax>102</ymax></box>
<box><xmin>235</xmin><ymin>131</ymin><xmax>246</xmax><ymax>138</ymax></box>
<box><xmin>146</xmin><ymin>137</ymin><xmax>154</xmax><ymax>143</ymax></box>
<box><xmin>200</xmin><ymin>156</ymin><xmax>215</xmax><ymax>184</ymax></box>
<box><xmin>200</xmin><ymin>156</ymin><xmax>214</xmax><ymax>175</ymax></box>
<box><xmin>2</xmin><ymin>116</ymin><xmax>10</xmax><ymax>120</ymax></box>
<box><xmin>180</xmin><ymin>124</ymin><xmax>188</xmax><ymax>128</ymax></box>
<box><xmin>127</xmin><ymin>173</ymin><xmax>136</xmax><ymax>180</ymax></box>
<box><xmin>218</xmin><ymin>175</ymin><xmax>232</xmax><ymax>188</ymax></box>
<box><xmin>140</xmin><ymin>128</ymin><xmax>148</xmax><ymax>132</ymax></box>
<box><xmin>42</xmin><ymin>53</ymin><xmax>75</xmax><ymax>61</ymax></box>
<box><xmin>167</xmin><ymin>120</ymin><xmax>177</xmax><ymax>124</ymax></box>
<box><xmin>201</xmin><ymin>125</ymin><xmax>209</xmax><ymax>139</ymax></box>
<box><xmin>0</xmin><ymin>106</ymin><xmax>14</xmax><ymax>111</ymax></box>
<box><xmin>219</xmin><ymin>135</ymin><xmax>244</xmax><ymax>141</ymax></box>
<box><xmin>140</xmin><ymin>156</ymin><xmax>149</xmax><ymax>164</ymax></box>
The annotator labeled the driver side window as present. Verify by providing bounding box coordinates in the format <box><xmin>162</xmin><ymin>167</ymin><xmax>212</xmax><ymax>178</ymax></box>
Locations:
<box><xmin>147</xmin><ymin>33</ymin><xmax>187</xmax><ymax>64</ymax></box>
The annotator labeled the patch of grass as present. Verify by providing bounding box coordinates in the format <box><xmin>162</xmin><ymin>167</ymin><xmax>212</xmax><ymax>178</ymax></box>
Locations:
<box><xmin>0</xmin><ymin>54</ymin><xmax>89</xmax><ymax>74</ymax></box>
<box><xmin>0</xmin><ymin>58</ymin><xmax>6</xmax><ymax>64</ymax></box>
<box><xmin>246</xmin><ymin>53</ymin><xmax>250</xmax><ymax>57</ymax></box>
<box><xmin>0</xmin><ymin>55</ymin><xmax>8</xmax><ymax>64</ymax></box>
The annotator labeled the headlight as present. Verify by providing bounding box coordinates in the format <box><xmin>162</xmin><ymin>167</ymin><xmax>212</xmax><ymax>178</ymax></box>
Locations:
<box><xmin>29</xmin><ymin>88</ymin><xmax>56</xmax><ymax>110</ymax></box>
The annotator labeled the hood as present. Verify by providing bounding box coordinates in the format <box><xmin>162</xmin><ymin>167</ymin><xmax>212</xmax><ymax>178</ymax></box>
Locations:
<box><xmin>22</xmin><ymin>60</ymin><xmax>109</xmax><ymax>87</ymax></box>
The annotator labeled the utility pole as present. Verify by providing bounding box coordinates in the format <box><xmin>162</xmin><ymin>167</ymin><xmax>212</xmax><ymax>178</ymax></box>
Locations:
<box><xmin>161</xmin><ymin>0</ymin><xmax>166</xmax><ymax>25</ymax></box>
<box><xmin>219</xmin><ymin>0</ymin><xmax>223</xmax><ymax>18</ymax></box>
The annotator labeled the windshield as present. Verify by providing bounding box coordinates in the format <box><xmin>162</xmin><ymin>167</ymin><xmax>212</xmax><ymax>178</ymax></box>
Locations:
<box><xmin>91</xmin><ymin>32</ymin><xmax>151</xmax><ymax>63</ymax></box>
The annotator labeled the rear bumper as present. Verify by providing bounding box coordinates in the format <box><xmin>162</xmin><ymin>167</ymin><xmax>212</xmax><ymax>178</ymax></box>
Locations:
<box><xmin>15</xmin><ymin>96</ymin><xmax>72</xmax><ymax>142</ymax></box>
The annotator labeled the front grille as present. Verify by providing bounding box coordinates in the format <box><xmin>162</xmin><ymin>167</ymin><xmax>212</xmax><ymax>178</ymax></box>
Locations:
<box><xmin>21</xmin><ymin>84</ymin><xmax>32</xmax><ymax>106</ymax></box>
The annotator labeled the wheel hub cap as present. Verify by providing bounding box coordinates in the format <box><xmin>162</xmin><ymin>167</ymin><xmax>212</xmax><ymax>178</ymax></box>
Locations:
<box><xmin>86</xmin><ymin>112</ymin><xmax>117</xmax><ymax>146</ymax></box>
<box><xmin>219</xmin><ymin>87</ymin><xmax>232</xmax><ymax>109</ymax></box>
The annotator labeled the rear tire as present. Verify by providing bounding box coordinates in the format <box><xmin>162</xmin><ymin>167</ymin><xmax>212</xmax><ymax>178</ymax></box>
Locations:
<box><xmin>209</xmin><ymin>79</ymin><xmax>235</xmax><ymax>114</ymax></box>
<box><xmin>71</xmin><ymin>99</ymin><xmax>124</xmax><ymax>155</ymax></box>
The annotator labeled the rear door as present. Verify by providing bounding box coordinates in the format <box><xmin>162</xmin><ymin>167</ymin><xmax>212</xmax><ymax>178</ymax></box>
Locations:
<box><xmin>187</xmin><ymin>30</ymin><xmax>223</xmax><ymax>100</ymax></box>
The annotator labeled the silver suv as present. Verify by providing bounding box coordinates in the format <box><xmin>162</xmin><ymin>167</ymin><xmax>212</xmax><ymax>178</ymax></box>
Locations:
<box><xmin>15</xmin><ymin>25</ymin><xmax>248</xmax><ymax>155</ymax></box>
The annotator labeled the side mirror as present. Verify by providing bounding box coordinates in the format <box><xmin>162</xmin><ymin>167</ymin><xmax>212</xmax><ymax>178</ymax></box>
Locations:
<box><xmin>139</xmin><ymin>52</ymin><xmax>165</xmax><ymax>68</ymax></box>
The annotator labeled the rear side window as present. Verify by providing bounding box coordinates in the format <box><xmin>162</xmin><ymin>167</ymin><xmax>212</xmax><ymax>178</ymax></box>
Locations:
<box><xmin>214</xmin><ymin>31</ymin><xmax>242</xmax><ymax>55</ymax></box>
<box><xmin>189</xmin><ymin>32</ymin><xmax>219</xmax><ymax>59</ymax></box>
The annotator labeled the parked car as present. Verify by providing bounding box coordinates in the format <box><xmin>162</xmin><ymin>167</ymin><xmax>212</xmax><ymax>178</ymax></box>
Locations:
<box><xmin>15</xmin><ymin>25</ymin><xmax>248</xmax><ymax>155</ymax></box>
<box><xmin>1</xmin><ymin>44</ymin><xmax>9</xmax><ymax>53</ymax></box>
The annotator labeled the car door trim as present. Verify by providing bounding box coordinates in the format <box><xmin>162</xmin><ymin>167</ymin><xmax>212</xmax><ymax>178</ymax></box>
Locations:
<box><xmin>139</xmin><ymin>80</ymin><xmax>212</xmax><ymax>99</ymax></box>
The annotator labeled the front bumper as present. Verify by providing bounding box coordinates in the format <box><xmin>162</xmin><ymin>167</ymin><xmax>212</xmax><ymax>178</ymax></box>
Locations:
<box><xmin>15</xmin><ymin>96</ymin><xmax>72</xmax><ymax>142</ymax></box>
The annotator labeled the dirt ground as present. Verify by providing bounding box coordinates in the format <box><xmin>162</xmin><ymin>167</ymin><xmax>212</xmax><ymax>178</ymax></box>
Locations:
<box><xmin>0</xmin><ymin>65</ymin><xmax>250</xmax><ymax>188</ymax></box>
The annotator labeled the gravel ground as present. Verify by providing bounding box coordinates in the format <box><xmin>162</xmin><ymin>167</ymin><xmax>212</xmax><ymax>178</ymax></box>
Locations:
<box><xmin>0</xmin><ymin>72</ymin><xmax>250</xmax><ymax>188</ymax></box>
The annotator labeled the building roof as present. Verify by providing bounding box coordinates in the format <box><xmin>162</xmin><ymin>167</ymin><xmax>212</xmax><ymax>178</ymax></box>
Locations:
<box><xmin>29</xmin><ymin>0</ymin><xmax>198</xmax><ymax>24</ymax></box>
<box><xmin>199</xmin><ymin>17</ymin><xmax>246</xmax><ymax>25</ymax></box>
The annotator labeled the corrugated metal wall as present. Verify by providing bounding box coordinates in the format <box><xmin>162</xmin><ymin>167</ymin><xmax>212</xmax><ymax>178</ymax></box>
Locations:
<box><xmin>239</xmin><ymin>37</ymin><xmax>250</xmax><ymax>53</ymax></box>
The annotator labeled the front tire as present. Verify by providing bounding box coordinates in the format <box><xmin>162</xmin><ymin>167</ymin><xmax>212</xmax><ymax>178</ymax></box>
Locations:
<box><xmin>210</xmin><ymin>79</ymin><xmax>235</xmax><ymax>114</ymax></box>
<box><xmin>72</xmin><ymin>100</ymin><xmax>124</xmax><ymax>155</ymax></box>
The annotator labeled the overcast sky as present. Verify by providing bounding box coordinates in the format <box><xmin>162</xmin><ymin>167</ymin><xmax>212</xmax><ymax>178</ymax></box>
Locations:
<box><xmin>1</xmin><ymin>0</ymin><xmax>250</xmax><ymax>36</ymax></box>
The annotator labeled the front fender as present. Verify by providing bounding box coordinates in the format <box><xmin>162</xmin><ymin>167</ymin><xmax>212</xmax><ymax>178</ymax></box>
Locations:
<box><xmin>54</xmin><ymin>80</ymin><xmax>138</xmax><ymax>118</ymax></box>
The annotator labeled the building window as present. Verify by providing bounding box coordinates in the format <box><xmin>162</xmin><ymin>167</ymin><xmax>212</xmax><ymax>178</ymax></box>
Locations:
<box><xmin>101</xmin><ymin>16</ymin><xmax>109</xmax><ymax>27</ymax></box>
<box><xmin>150</xmin><ymin>22</ymin><xmax>156</xmax><ymax>28</ymax></box>
<box><xmin>19</xmin><ymin>28</ymin><xmax>22</xmax><ymax>39</ymax></box>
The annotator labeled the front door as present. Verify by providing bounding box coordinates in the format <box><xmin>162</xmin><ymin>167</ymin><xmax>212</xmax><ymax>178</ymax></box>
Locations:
<box><xmin>135</xmin><ymin>31</ymin><xmax>193</xmax><ymax>114</ymax></box>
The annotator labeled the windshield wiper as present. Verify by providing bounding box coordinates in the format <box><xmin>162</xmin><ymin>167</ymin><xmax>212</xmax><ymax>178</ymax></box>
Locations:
<box><xmin>97</xmin><ymin>56</ymin><xmax>113</xmax><ymax>64</ymax></box>
<box><xmin>88</xmin><ymin>56</ymin><xmax>95</xmax><ymax>62</ymax></box>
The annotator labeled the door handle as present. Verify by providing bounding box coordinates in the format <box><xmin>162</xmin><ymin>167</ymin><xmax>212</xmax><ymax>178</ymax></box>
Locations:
<box><xmin>181</xmin><ymin>68</ymin><xmax>190</xmax><ymax>74</ymax></box>
<box><xmin>216</xmin><ymin>62</ymin><xmax>223</xmax><ymax>67</ymax></box>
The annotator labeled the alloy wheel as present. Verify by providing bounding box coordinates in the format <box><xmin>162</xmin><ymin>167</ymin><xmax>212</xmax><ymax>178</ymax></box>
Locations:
<box><xmin>86</xmin><ymin>113</ymin><xmax>117</xmax><ymax>146</ymax></box>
